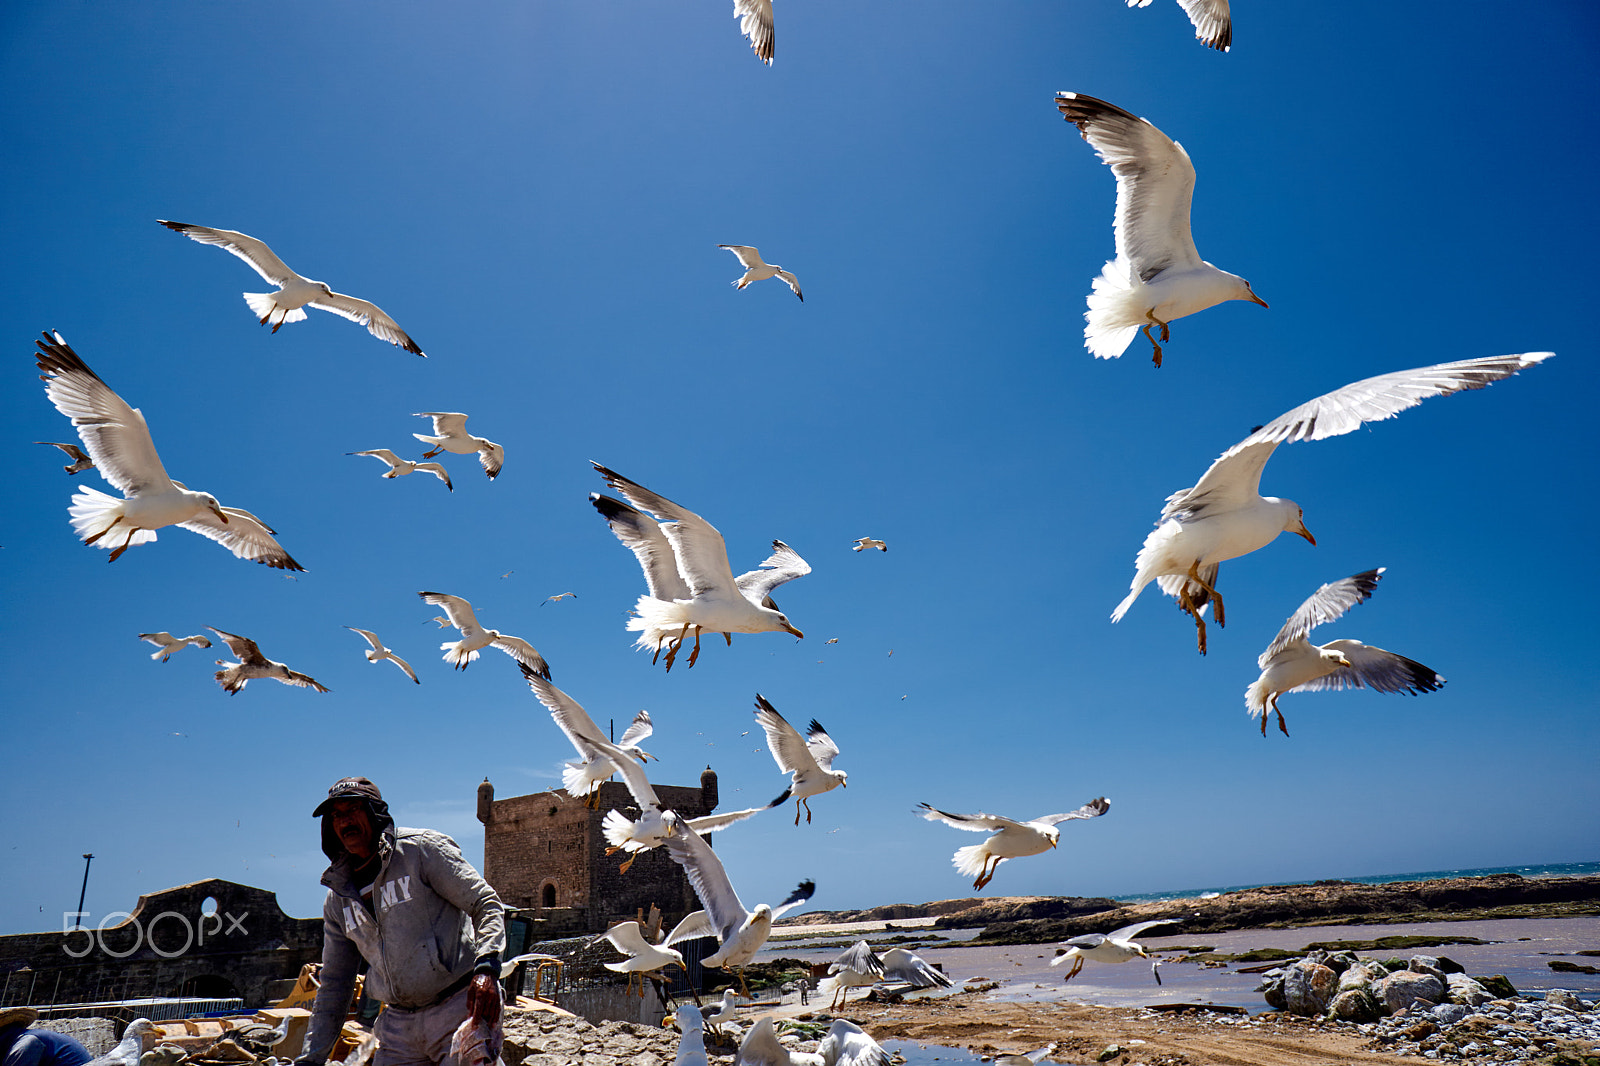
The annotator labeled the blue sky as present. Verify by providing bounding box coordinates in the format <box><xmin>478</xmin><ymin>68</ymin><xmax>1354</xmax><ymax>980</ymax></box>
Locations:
<box><xmin>2</xmin><ymin>1</ymin><xmax>1596</xmax><ymax>937</ymax></box>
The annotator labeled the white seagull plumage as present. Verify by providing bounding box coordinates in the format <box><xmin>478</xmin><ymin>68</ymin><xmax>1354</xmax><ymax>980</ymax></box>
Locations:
<box><xmin>851</xmin><ymin>537</ymin><xmax>887</xmax><ymax>552</ymax></box>
<box><xmin>589</xmin><ymin>919</ymin><xmax>685</xmax><ymax>996</ymax></box>
<box><xmin>345</xmin><ymin>627</ymin><xmax>420</xmax><ymax>685</ymax></box>
<box><xmin>138</xmin><ymin>631</ymin><xmax>212</xmax><ymax>662</ymax></box>
<box><xmin>661</xmin><ymin>816</ymin><xmax>815</xmax><ymax>995</ymax></box>
<box><xmin>720</xmin><ymin>245</ymin><xmax>802</xmax><ymax>300</ymax></box>
<box><xmin>879</xmin><ymin>947</ymin><xmax>952</xmax><ymax>990</ymax></box>
<box><xmin>418</xmin><ymin>592</ymin><xmax>550</xmax><ymax>677</ymax></box>
<box><xmin>735</xmin><ymin>1017</ymin><xmax>821</xmax><ymax>1066</ymax></box>
<box><xmin>1128</xmin><ymin>0</ymin><xmax>1231</xmax><ymax>51</ymax></box>
<box><xmin>1055</xmin><ymin>92</ymin><xmax>1266</xmax><ymax>367</ymax></box>
<box><xmin>35</xmin><ymin>332</ymin><xmax>304</xmax><ymax>570</ymax></box>
<box><xmin>1247</xmin><ymin>569</ymin><xmax>1446</xmax><ymax>737</ymax></box>
<box><xmin>754</xmin><ymin>695</ymin><xmax>848</xmax><ymax>825</ymax></box>
<box><xmin>209</xmin><ymin>627</ymin><xmax>328</xmax><ymax>695</ymax></box>
<box><xmin>919</xmin><ymin>797</ymin><xmax>1109</xmax><ymax>890</ymax></box>
<box><xmin>732</xmin><ymin>0</ymin><xmax>774</xmax><ymax>64</ymax></box>
<box><xmin>671</xmin><ymin>1004</ymin><xmax>709</xmax><ymax>1066</ymax></box>
<box><xmin>1052</xmin><ymin>919</ymin><xmax>1177</xmax><ymax>984</ymax></box>
<box><xmin>1111</xmin><ymin>351</ymin><xmax>1554</xmax><ymax>654</ymax></box>
<box><xmin>703</xmin><ymin>988</ymin><xmax>753</xmax><ymax>1030</ymax></box>
<box><xmin>819</xmin><ymin>940</ymin><xmax>884</xmax><ymax>1009</ymax></box>
<box><xmin>816</xmin><ymin>1020</ymin><xmax>890</xmax><ymax>1066</ymax></box>
<box><xmin>36</xmin><ymin>440</ymin><xmax>96</xmax><ymax>474</ymax></box>
<box><xmin>348</xmin><ymin>449</ymin><xmax>452</xmax><ymax>491</ymax></box>
<box><xmin>590</xmin><ymin>463</ymin><xmax>809</xmax><ymax>670</ymax></box>
<box><xmin>157</xmin><ymin>221</ymin><xmax>423</xmax><ymax>355</ymax></box>
<box><xmin>412</xmin><ymin>412</ymin><xmax>503</xmax><ymax>479</ymax></box>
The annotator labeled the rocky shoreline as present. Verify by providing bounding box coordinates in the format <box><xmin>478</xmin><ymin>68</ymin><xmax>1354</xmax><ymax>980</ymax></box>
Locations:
<box><xmin>778</xmin><ymin>873</ymin><xmax>1600</xmax><ymax>944</ymax></box>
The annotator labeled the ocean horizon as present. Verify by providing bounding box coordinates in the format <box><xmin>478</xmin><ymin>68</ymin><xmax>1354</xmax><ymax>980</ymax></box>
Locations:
<box><xmin>1111</xmin><ymin>860</ymin><xmax>1600</xmax><ymax>906</ymax></box>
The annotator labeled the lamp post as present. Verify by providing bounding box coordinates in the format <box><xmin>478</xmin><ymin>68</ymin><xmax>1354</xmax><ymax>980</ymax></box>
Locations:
<box><xmin>75</xmin><ymin>854</ymin><xmax>93</xmax><ymax>928</ymax></box>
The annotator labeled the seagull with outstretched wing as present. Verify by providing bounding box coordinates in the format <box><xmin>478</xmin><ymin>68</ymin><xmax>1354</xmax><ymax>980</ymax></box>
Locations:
<box><xmin>210</xmin><ymin>628</ymin><xmax>328</xmax><ymax>695</ymax></box>
<box><xmin>755</xmin><ymin>695</ymin><xmax>847</xmax><ymax>825</ymax></box>
<box><xmin>719</xmin><ymin>245</ymin><xmax>802</xmax><ymax>300</ymax></box>
<box><xmin>345</xmin><ymin>627</ymin><xmax>420</xmax><ymax>684</ymax></box>
<box><xmin>139</xmin><ymin>631</ymin><xmax>212</xmax><ymax>662</ymax></box>
<box><xmin>418</xmin><ymin>592</ymin><xmax>549</xmax><ymax>677</ymax></box>
<box><xmin>1126</xmin><ymin>0</ymin><xmax>1231</xmax><ymax>51</ymax></box>
<box><xmin>1052</xmin><ymin>919</ymin><xmax>1177</xmax><ymax>984</ymax></box>
<box><xmin>412</xmin><ymin>413</ymin><xmax>503</xmax><ymax>479</ymax></box>
<box><xmin>919</xmin><ymin>797</ymin><xmax>1109</xmax><ymax>890</ymax></box>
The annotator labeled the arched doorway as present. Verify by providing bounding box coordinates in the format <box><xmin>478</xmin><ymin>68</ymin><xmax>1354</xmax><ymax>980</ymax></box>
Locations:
<box><xmin>541</xmin><ymin>883</ymin><xmax>556</xmax><ymax>909</ymax></box>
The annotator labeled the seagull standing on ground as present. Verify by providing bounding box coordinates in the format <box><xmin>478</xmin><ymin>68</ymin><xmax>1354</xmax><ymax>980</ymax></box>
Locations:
<box><xmin>1127</xmin><ymin>0</ymin><xmax>1231</xmax><ymax>51</ymax></box>
<box><xmin>36</xmin><ymin>440</ymin><xmax>96</xmax><ymax>474</ymax></box>
<box><xmin>731</xmin><ymin>0</ymin><xmax>774</xmax><ymax>64</ymax></box>
<box><xmin>1052</xmin><ymin>919</ymin><xmax>1177</xmax><ymax>984</ymax></box>
<box><xmin>591</xmin><ymin>463</ymin><xmax>809</xmax><ymax>670</ymax></box>
<box><xmin>209</xmin><ymin>628</ymin><xmax>328</xmax><ymax>694</ymax></box>
<box><xmin>157</xmin><ymin>221</ymin><xmax>423</xmax><ymax>355</ymax></box>
<box><xmin>660</xmin><ymin>816</ymin><xmax>815</xmax><ymax>997</ymax></box>
<box><xmin>754</xmin><ymin>695</ymin><xmax>848</xmax><ymax>825</ymax></box>
<box><xmin>34</xmin><ymin>332</ymin><xmax>304</xmax><ymax>570</ymax></box>
<box><xmin>1248</xmin><ymin>569</ymin><xmax>1446</xmax><ymax>736</ymax></box>
<box><xmin>919</xmin><ymin>798</ymin><xmax>1109</xmax><ymax>890</ymax></box>
<box><xmin>348</xmin><ymin>449</ymin><xmax>452</xmax><ymax>491</ymax></box>
<box><xmin>345</xmin><ymin>627</ymin><xmax>421</xmax><ymax>684</ymax></box>
<box><xmin>1111</xmin><ymin>351</ymin><xmax>1553</xmax><ymax>654</ymax></box>
<box><xmin>139</xmin><ymin>632</ymin><xmax>212</xmax><ymax>662</ymax></box>
<box><xmin>1055</xmin><ymin>92</ymin><xmax>1266</xmax><ymax>367</ymax></box>
<box><xmin>719</xmin><ymin>245</ymin><xmax>803</xmax><ymax>301</ymax></box>
<box><xmin>417</xmin><ymin>592</ymin><xmax>550</xmax><ymax>676</ymax></box>
<box><xmin>412</xmin><ymin>413</ymin><xmax>504</xmax><ymax>479</ymax></box>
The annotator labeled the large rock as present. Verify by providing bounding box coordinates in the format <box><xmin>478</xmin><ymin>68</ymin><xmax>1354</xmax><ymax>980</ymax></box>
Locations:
<box><xmin>1379</xmin><ymin>970</ymin><xmax>1445</xmax><ymax>1014</ymax></box>
<box><xmin>1339</xmin><ymin>962</ymin><xmax>1385</xmax><ymax>992</ymax></box>
<box><xmin>1407</xmin><ymin>956</ymin><xmax>1446</xmax><ymax>985</ymax></box>
<box><xmin>1446</xmin><ymin>973</ymin><xmax>1491</xmax><ymax>1007</ymax></box>
<box><xmin>1329</xmin><ymin>988</ymin><xmax>1384</xmax><ymax>1023</ymax></box>
<box><xmin>1283</xmin><ymin>961</ymin><xmax>1338</xmax><ymax>1016</ymax></box>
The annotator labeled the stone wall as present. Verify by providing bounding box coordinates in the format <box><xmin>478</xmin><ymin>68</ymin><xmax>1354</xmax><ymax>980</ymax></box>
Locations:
<box><xmin>0</xmin><ymin>879</ymin><xmax>321</xmax><ymax>1009</ymax></box>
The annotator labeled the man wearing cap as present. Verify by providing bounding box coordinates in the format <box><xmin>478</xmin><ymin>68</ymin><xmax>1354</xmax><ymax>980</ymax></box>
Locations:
<box><xmin>297</xmin><ymin>777</ymin><xmax>505</xmax><ymax>1066</ymax></box>
<box><xmin>0</xmin><ymin>1009</ymin><xmax>91</xmax><ymax>1066</ymax></box>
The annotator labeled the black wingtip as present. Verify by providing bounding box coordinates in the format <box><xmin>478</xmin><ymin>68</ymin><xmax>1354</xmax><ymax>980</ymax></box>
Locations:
<box><xmin>808</xmin><ymin>719</ymin><xmax>827</xmax><ymax>737</ymax></box>
<box><xmin>590</xmin><ymin>493</ymin><xmax>634</xmax><ymax>521</ymax></box>
<box><xmin>768</xmin><ymin>788</ymin><xmax>792</xmax><ymax>809</ymax></box>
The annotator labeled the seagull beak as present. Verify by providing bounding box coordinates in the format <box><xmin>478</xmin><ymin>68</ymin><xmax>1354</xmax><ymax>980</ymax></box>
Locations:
<box><xmin>1337</xmin><ymin>655</ymin><xmax>1353</xmax><ymax>669</ymax></box>
<box><xmin>1294</xmin><ymin>523</ymin><xmax>1315</xmax><ymax>546</ymax></box>
<box><xmin>662</xmin><ymin>1014</ymin><xmax>678</xmax><ymax>1030</ymax></box>
<box><xmin>1249</xmin><ymin>293</ymin><xmax>1269</xmax><ymax>309</ymax></box>
<box><xmin>783</xmin><ymin>622</ymin><xmax>804</xmax><ymax>639</ymax></box>
<box><xmin>210</xmin><ymin>502</ymin><xmax>229</xmax><ymax>524</ymax></box>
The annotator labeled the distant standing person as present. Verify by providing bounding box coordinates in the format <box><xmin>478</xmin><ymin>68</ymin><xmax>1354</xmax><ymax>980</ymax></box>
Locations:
<box><xmin>296</xmin><ymin>778</ymin><xmax>506</xmax><ymax>1066</ymax></box>
<box><xmin>0</xmin><ymin>1009</ymin><xmax>91</xmax><ymax>1066</ymax></box>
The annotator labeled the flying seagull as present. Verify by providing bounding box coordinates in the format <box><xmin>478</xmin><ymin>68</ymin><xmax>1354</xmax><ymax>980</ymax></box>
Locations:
<box><xmin>412</xmin><ymin>412</ymin><xmax>503</xmax><ymax>479</ymax></box>
<box><xmin>719</xmin><ymin>245</ymin><xmax>802</xmax><ymax>301</ymax></box>
<box><xmin>879</xmin><ymin>947</ymin><xmax>953</xmax><ymax>990</ymax></box>
<box><xmin>1248</xmin><ymin>568</ymin><xmax>1445</xmax><ymax>736</ymax></box>
<box><xmin>1055</xmin><ymin>92</ymin><xmax>1266</xmax><ymax>367</ymax></box>
<box><xmin>36</xmin><ymin>440</ymin><xmax>95</xmax><ymax>474</ymax></box>
<box><xmin>34</xmin><ymin>332</ymin><xmax>303</xmax><ymax>570</ymax></box>
<box><xmin>851</xmin><ymin>537</ymin><xmax>887</xmax><ymax>552</ymax></box>
<box><xmin>209</xmin><ymin>627</ymin><xmax>328</xmax><ymax>694</ymax></box>
<box><xmin>348</xmin><ymin>449</ymin><xmax>452</xmax><ymax>491</ymax></box>
<box><xmin>660</xmin><ymin>815</ymin><xmax>815</xmax><ymax>996</ymax></box>
<box><xmin>139</xmin><ymin>631</ymin><xmax>212</xmax><ymax>662</ymax></box>
<box><xmin>345</xmin><ymin>627</ymin><xmax>421</xmax><ymax>684</ymax></box>
<box><xmin>590</xmin><ymin>463</ymin><xmax>809</xmax><ymax>670</ymax></box>
<box><xmin>820</xmin><ymin>940</ymin><xmax>884</xmax><ymax>1009</ymax></box>
<box><xmin>754</xmin><ymin>695</ymin><xmax>848</xmax><ymax>825</ymax></box>
<box><xmin>732</xmin><ymin>0</ymin><xmax>774</xmax><ymax>64</ymax></box>
<box><xmin>1052</xmin><ymin>919</ymin><xmax>1177</xmax><ymax>984</ymax></box>
<box><xmin>1127</xmin><ymin>0</ymin><xmax>1231</xmax><ymax>51</ymax></box>
<box><xmin>522</xmin><ymin>669</ymin><xmax>773</xmax><ymax>868</ymax></box>
<box><xmin>919</xmin><ymin>797</ymin><xmax>1109</xmax><ymax>890</ymax></box>
<box><xmin>552</xmin><ymin>702</ymin><xmax>656</xmax><ymax>808</ymax></box>
<box><xmin>157</xmin><ymin>221</ymin><xmax>423</xmax><ymax>355</ymax></box>
<box><xmin>418</xmin><ymin>592</ymin><xmax>550</xmax><ymax>676</ymax></box>
<box><xmin>1111</xmin><ymin>351</ymin><xmax>1553</xmax><ymax>654</ymax></box>
<box><xmin>589</xmin><ymin>919</ymin><xmax>686</xmax><ymax>997</ymax></box>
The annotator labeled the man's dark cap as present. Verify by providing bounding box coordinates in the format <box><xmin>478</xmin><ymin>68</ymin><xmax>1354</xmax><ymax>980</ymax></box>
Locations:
<box><xmin>313</xmin><ymin>777</ymin><xmax>384</xmax><ymax>817</ymax></box>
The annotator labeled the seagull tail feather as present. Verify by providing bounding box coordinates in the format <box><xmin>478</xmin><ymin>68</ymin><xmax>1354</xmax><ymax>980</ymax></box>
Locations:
<box><xmin>1244</xmin><ymin>678</ymin><xmax>1270</xmax><ymax>718</ymax></box>
<box><xmin>69</xmin><ymin>487</ymin><xmax>156</xmax><ymax>549</ymax></box>
<box><xmin>1084</xmin><ymin>260</ymin><xmax>1143</xmax><ymax>359</ymax></box>
<box><xmin>601</xmin><ymin>809</ymin><xmax>637</xmax><ymax>850</ymax></box>
<box><xmin>952</xmin><ymin>844</ymin><xmax>991</xmax><ymax>880</ymax></box>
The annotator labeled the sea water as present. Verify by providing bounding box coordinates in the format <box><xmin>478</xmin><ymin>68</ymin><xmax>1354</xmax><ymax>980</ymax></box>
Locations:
<box><xmin>1111</xmin><ymin>861</ymin><xmax>1600</xmax><ymax>906</ymax></box>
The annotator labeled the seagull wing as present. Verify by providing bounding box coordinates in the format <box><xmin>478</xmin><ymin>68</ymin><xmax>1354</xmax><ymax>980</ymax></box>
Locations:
<box><xmin>208</xmin><ymin>627</ymin><xmax>267</xmax><ymax>666</ymax></box>
<box><xmin>818</xmin><ymin>1020</ymin><xmax>890</xmax><ymax>1066</ymax></box>
<box><xmin>733</xmin><ymin>0</ymin><xmax>774</xmax><ymax>63</ymax></box>
<box><xmin>418</xmin><ymin>592</ymin><xmax>482</xmax><ymax>635</ymax></box>
<box><xmin>475</xmin><ymin>440</ymin><xmax>503</xmax><ymax>479</ymax></box>
<box><xmin>1106</xmin><ymin>918</ymin><xmax>1178</xmax><ymax>941</ymax></box>
<box><xmin>179</xmin><ymin>508</ymin><xmax>304</xmax><ymax>570</ymax></box>
<box><xmin>308</xmin><ymin>291</ymin><xmax>424</xmax><ymax>356</ymax></box>
<box><xmin>1062</xmin><ymin>932</ymin><xmax>1109</xmax><ymax>948</ymax></box>
<box><xmin>140</xmin><ymin>632</ymin><xmax>177</xmax><ymax>648</ymax></box>
<box><xmin>830</xmin><ymin>940</ymin><xmax>885</xmax><ymax>978</ymax></box>
<box><xmin>774</xmin><ymin>269</ymin><xmax>803</xmax><ymax>301</ymax></box>
<box><xmin>590</xmin><ymin>494</ymin><xmax>694</xmax><ymax>601</ymax></box>
<box><xmin>660</xmin><ymin>819</ymin><xmax>748</xmax><ymax>945</ymax></box>
<box><xmin>415</xmin><ymin>463</ymin><xmax>453</xmax><ymax>490</ymax></box>
<box><xmin>1297</xmin><ymin>640</ymin><xmax>1446</xmax><ymax>697</ymax></box>
<box><xmin>719</xmin><ymin>244</ymin><xmax>766</xmax><ymax>269</ymax></box>
<box><xmin>917</xmin><ymin>804</ymin><xmax>1023</xmax><ymax>834</ymax></box>
<box><xmin>770</xmin><ymin>879</ymin><xmax>816</xmax><ymax>921</ymax></box>
<box><xmin>1176</xmin><ymin>0</ymin><xmax>1231</xmax><ymax>50</ymax></box>
<box><xmin>754</xmin><ymin>696</ymin><xmax>820</xmax><ymax>778</ymax></box>
<box><xmin>158</xmin><ymin>221</ymin><xmax>300</xmax><ymax>285</ymax></box>
<box><xmin>1222</xmin><ymin>352</ymin><xmax>1556</xmax><ymax>460</ymax></box>
<box><xmin>734</xmin><ymin>1018</ymin><xmax>788</xmax><ymax>1066</ymax></box>
<box><xmin>1055</xmin><ymin>93</ymin><xmax>1201</xmax><ymax>282</ymax></box>
<box><xmin>618</xmin><ymin>709</ymin><xmax>654</xmax><ymax>751</ymax></box>
<box><xmin>596</xmin><ymin>920</ymin><xmax>656</xmax><ymax>959</ymax></box>
<box><xmin>387</xmin><ymin>652</ymin><xmax>420</xmax><ymax>684</ymax></box>
<box><xmin>491</xmin><ymin>634</ymin><xmax>551</xmax><ymax>680</ymax></box>
<box><xmin>805</xmin><ymin>719</ymin><xmax>841</xmax><ymax>772</ymax></box>
<box><xmin>415</xmin><ymin>412</ymin><xmax>470</xmax><ymax>437</ymax></box>
<box><xmin>593</xmin><ymin>464</ymin><xmax>738</xmax><ymax>597</ymax></box>
<box><xmin>1261</xmin><ymin>569</ymin><xmax>1385</xmax><ymax>666</ymax></box>
<box><xmin>35</xmin><ymin>332</ymin><xmax>175</xmax><ymax>495</ymax></box>
<box><xmin>879</xmin><ymin>948</ymin><xmax>951</xmax><ymax>988</ymax></box>
<box><xmin>735</xmin><ymin>540</ymin><xmax>812</xmax><ymax>604</ymax></box>
<box><xmin>1159</xmin><ymin>439</ymin><xmax>1279</xmax><ymax>523</ymax></box>
<box><xmin>346</xmin><ymin>627</ymin><xmax>384</xmax><ymax>651</ymax></box>
<box><xmin>282</xmin><ymin>669</ymin><xmax>330</xmax><ymax>693</ymax></box>
<box><xmin>662</xmin><ymin>909</ymin><xmax>716</xmax><ymax>949</ymax></box>
<box><xmin>524</xmin><ymin>670</ymin><xmax>658</xmax><ymax>808</ymax></box>
<box><xmin>683</xmin><ymin>803</ymin><xmax>772</xmax><ymax>834</ymax></box>
<box><xmin>1033</xmin><ymin>796</ymin><xmax>1111</xmax><ymax>826</ymax></box>
<box><xmin>352</xmin><ymin>449</ymin><xmax>404</xmax><ymax>468</ymax></box>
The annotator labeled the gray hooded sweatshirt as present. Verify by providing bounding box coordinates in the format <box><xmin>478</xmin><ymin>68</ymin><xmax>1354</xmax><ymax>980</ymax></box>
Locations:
<box><xmin>301</xmin><ymin>823</ymin><xmax>505</xmax><ymax>1064</ymax></box>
